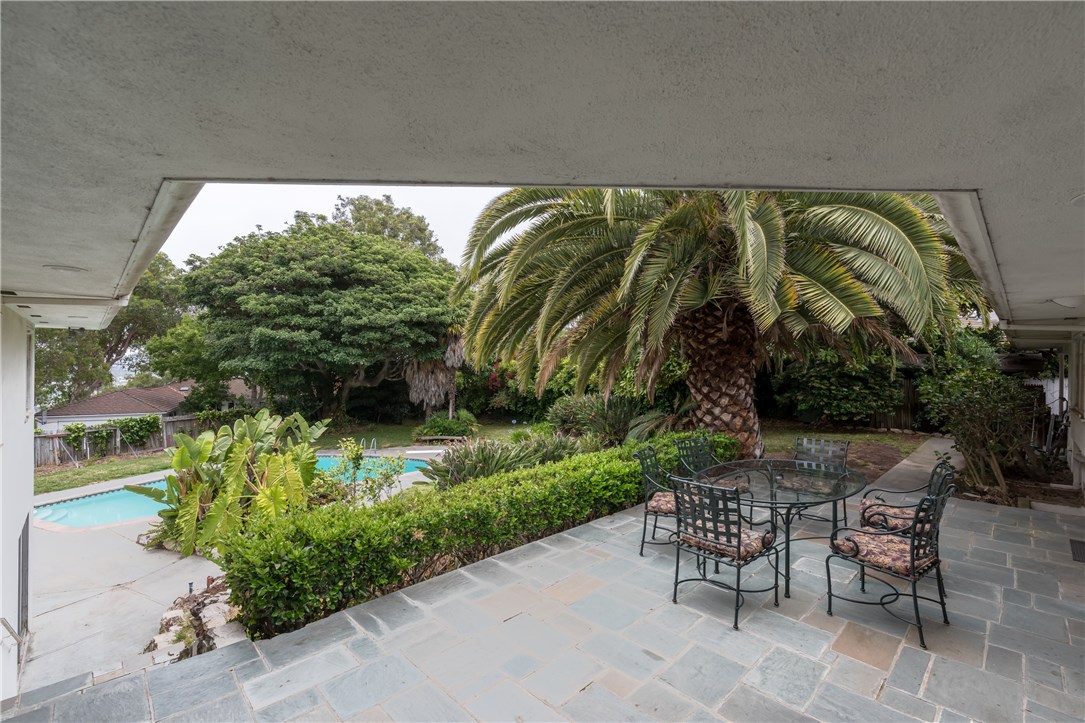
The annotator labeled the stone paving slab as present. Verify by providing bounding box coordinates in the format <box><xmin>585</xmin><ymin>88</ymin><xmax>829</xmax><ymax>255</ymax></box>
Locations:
<box><xmin>7</xmin><ymin>437</ymin><xmax>1085</xmax><ymax>722</ymax></box>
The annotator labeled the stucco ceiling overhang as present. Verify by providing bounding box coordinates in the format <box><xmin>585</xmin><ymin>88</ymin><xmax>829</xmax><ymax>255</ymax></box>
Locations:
<box><xmin>2</xmin><ymin>2</ymin><xmax>1082</xmax><ymax>336</ymax></box>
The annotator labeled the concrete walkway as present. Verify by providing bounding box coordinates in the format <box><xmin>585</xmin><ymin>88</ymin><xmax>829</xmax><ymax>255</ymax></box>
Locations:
<box><xmin>16</xmin><ymin>447</ymin><xmax>446</xmax><ymax>698</ymax></box>
<box><xmin>6</xmin><ymin>441</ymin><xmax>1083</xmax><ymax>721</ymax></box>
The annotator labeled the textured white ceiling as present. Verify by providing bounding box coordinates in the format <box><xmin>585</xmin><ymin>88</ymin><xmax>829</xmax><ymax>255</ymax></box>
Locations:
<box><xmin>2</xmin><ymin>2</ymin><xmax>1082</xmax><ymax>331</ymax></box>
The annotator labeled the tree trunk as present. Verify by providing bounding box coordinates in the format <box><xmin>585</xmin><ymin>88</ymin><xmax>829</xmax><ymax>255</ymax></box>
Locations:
<box><xmin>680</xmin><ymin>303</ymin><xmax>763</xmax><ymax>458</ymax></box>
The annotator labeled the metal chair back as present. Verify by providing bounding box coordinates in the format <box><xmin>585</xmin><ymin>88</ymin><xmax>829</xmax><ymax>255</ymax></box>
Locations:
<box><xmin>793</xmin><ymin>436</ymin><xmax>850</xmax><ymax>467</ymax></box>
<box><xmin>672</xmin><ymin>476</ymin><xmax>745</xmax><ymax>549</ymax></box>
<box><xmin>675</xmin><ymin>436</ymin><xmax>717</xmax><ymax>475</ymax></box>
<box><xmin>633</xmin><ymin>446</ymin><xmax>671</xmax><ymax>496</ymax></box>
<box><xmin>927</xmin><ymin>462</ymin><xmax>955</xmax><ymax>497</ymax></box>
<box><xmin>909</xmin><ymin>485</ymin><xmax>956</xmax><ymax>565</ymax></box>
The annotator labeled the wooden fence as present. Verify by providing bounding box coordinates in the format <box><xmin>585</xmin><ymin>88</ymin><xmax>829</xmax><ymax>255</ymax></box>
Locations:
<box><xmin>869</xmin><ymin>378</ymin><xmax>921</xmax><ymax>431</ymax></box>
<box><xmin>34</xmin><ymin>415</ymin><xmax>211</xmax><ymax>468</ymax></box>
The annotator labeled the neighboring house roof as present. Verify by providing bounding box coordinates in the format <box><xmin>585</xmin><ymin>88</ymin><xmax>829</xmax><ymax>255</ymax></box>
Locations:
<box><xmin>46</xmin><ymin>383</ymin><xmax>190</xmax><ymax>418</ymax></box>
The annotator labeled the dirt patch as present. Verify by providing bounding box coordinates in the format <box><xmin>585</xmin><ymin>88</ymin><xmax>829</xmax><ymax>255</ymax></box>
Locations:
<box><xmin>766</xmin><ymin>440</ymin><xmax>905</xmax><ymax>484</ymax></box>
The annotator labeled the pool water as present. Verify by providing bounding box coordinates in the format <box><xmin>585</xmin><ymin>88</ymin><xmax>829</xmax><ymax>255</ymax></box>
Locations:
<box><xmin>315</xmin><ymin>456</ymin><xmax>429</xmax><ymax>476</ymax></box>
<box><xmin>35</xmin><ymin>456</ymin><xmax>428</xmax><ymax>528</ymax></box>
<box><xmin>34</xmin><ymin>480</ymin><xmax>169</xmax><ymax>528</ymax></box>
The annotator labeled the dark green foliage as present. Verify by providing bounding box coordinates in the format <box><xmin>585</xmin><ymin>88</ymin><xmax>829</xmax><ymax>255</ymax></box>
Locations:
<box><xmin>112</xmin><ymin>416</ymin><xmax>162</xmax><ymax>447</ymax></box>
<box><xmin>182</xmin><ymin>212</ymin><xmax>461</xmax><ymax>420</ymax></box>
<box><xmin>917</xmin><ymin>329</ymin><xmax>1034</xmax><ymax>495</ymax></box>
<box><xmin>774</xmin><ymin>350</ymin><xmax>903</xmax><ymax>424</ymax></box>
<box><xmin>421</xmin><ymin>433</ymin><xmax>595</xmax><ymax>489</ymax></box>
<box><xmin>411</xmin><ymin>410</ymin><xmax>479</xmax><ymax>439</ymax></box>
<box><xmin>546</xmin><ymin>394</ymin><xmax>643</xmax><ymax>445</ymax></box>
<box><xmin>221</xmin><ymin>447</ymin><xmax>642</xmax><ymax>638</ymax></box>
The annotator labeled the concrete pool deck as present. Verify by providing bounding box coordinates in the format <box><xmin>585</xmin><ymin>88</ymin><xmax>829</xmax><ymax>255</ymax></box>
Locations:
<box><xmin>19</xmin><ymin>446</ymin><xmax>446</xmax><ymax>697</ymax></box>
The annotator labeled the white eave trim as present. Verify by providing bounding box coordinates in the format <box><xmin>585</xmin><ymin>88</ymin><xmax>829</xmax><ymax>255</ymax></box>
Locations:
<box><xmin>114</xmin><ymin>180</ymin><xmax>203</xmax><ymax>298</ymax></box>
<box><xmin>933</xmin><ymin>191</ymin><xmax>1013</xmax><ymax>320</ymax></box>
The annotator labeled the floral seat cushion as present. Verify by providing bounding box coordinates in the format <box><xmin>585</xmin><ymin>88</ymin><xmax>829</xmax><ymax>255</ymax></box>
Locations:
<box><xmin>698</xmin><ymin>474</ymin><xmax>751</xmax><ymax>492</ymax></box>
<box><xmin>831</xmin><ymin>532</ymin><xmax>936</xmax><ymax>577</ymax></box>
<box><xmin>647</xmin><ymin>491</ymin><xmax>676</xmax><ymax>514</ymax></box>
<box><xmin>860</xmin><ymin>499</ymin><xmax>915</xmax><ymax>531</ymax></box>
<box><xmin>679</xmin><ymin>527</ymin><xmax>775</xmax><ymax>561</ymax></box>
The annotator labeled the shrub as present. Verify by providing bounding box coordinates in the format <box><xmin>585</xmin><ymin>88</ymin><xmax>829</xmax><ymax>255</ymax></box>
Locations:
<box><xmin>411</xmin><ymin>410</ymin><xmax>479</xmax><ymax>439</ymax></box>
<box><xmin>63</xmin><ymin>422</ymin><xmax>87</xmax><ymax>451</ymax></box>
<box><xmin>221</xmin><ymin>447</ymin><xmax>642</xmax><ymax>638</ymax></box>
<box><xmin>113</xmin><ymin>416</ymin><xmax>162</xmax><ymax>447</ymax></box>
<box><xmin>773</xmin><ymin>350</ymin><xmax>902</xmax><ymax>424</ymax></box>
<box><xmin>547</xmin><ymin>394</ymin><xmax>643</xmax><ymax>444</ymax></box>
<box><xmin>422</xmin><ymin>432</ymin><xmax>593</xmax><ymax>489</ymax></box>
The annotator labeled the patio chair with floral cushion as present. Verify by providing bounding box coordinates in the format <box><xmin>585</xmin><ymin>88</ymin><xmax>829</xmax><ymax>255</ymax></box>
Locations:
<box><xmin>859</xmin><ymin>461</ymin><xmax>955</xmax><ymax>533</ymax></box>
<box><xmin>634</xmin><ymin>446</ymin><xmax>685</xmax><ymax>556</ymax></box>
<box><xmin>672</xmin><ymin>475</ymin><xmax>780</xmax><ymax>630</ymax></box>
<box><xmin>825</xmin><ymin>485</ymin><xmax>956</xmax><ymax>648</ymax></box>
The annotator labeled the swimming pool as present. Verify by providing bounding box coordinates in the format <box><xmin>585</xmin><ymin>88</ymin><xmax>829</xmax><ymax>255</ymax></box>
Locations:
<box><xmin>35</xmin><ymin>456</ymin><xmax>429</xmax><ymax>528</ymax></box>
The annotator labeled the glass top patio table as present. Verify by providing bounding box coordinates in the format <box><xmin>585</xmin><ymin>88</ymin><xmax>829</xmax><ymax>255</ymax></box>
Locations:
<box><xmin>696</xmin><ymin>458</ymin><xmax>867</xmax><ymax>508</ymax></box>
<box><xmin>696</xmin><ymin>458</ymin><xmax>867</xmax><ymax>598</ymax></box>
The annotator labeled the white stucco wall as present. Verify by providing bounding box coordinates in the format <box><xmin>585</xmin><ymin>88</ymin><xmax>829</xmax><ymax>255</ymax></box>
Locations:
<box><xmin>0</xmin><ymin>308</ymin><xmax>34</xmax><ymax>700</ymax></box>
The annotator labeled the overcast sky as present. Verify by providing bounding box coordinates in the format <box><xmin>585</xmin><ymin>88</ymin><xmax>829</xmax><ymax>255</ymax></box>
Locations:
<box><xmin>160</xmin><ymin>183</ymin><xmax>509</xmax><ymax>267</ymax></box>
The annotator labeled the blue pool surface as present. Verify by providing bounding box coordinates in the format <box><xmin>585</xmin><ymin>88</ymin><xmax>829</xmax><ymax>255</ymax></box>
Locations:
<box><xmin>35</xmin><ymin>456</ymin><xmax>428</xmax><ymax>528</ymax></box>
<box><xmin>34</xmin><ymin>480</ymin><xmax>168</xmax><ymax>528</ymax></box>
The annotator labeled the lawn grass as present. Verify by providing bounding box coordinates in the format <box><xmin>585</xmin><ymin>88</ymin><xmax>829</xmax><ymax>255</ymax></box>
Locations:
<box><xmin>35</xmin><ymin>452</ymin><xmax>172</xmax><ymax>495</ymax></box>
<box><xmin>760</xmin><ymin>419</ymin><xmax>927</xmax><ymax>456</ymax></box>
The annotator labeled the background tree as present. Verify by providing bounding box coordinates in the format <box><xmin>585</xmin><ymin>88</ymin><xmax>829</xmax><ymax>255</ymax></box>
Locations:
<box><xmin>145</xmin><ymin>316</ymin><xmax>236</xmax><ymax>411</ymax></box>
<box><xmin>458</xmin><ymin>189</ymin><xmax>976</xmax><ymax>456</ymax></box>
<box><xmin>332</xmin><ymin>194</ymin><xmax>444</xmax><ymax>260</ymax></box>
<box><xmin>34</xmin><ymin>253</ymin><xmax>184</xmax><ymax>406</ymax></box>
<box><xmin>183</xmin><ymin>212</ymin><xmax>461</xmax><ymax>421</ymax></box>
<box><xmin>34</xmin><ymin>330</ymin><xmax>113</xmax><ymax>408</ymax></box>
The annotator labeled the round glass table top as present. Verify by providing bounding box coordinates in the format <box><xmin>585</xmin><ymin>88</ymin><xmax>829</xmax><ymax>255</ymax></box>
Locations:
<box><xmin>697</xmin><ymin>458</ymin><xmax>867</xmax><ymax>507</ymax></box>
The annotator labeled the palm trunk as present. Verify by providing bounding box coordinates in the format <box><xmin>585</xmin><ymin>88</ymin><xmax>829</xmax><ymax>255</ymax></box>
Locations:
<box><xmin>680</xmin><ymin>303</ymin><xmax>763</xmax><ymax>458</ymax></box>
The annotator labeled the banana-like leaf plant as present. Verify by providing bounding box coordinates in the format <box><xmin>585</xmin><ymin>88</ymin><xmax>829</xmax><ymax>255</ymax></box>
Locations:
<box><xmin>127</xmin><ymin>409</ymin><xmax>328</xmax><ymax>556</ymax></box>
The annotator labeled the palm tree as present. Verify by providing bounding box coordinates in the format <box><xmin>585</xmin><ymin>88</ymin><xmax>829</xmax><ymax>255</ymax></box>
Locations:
<box><xmin>455</xmin><ymin>189</ymin><xmax>980</xmax><ymax>457</ymax></box>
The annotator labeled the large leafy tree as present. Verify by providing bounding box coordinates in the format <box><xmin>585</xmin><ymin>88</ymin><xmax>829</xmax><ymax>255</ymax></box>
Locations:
<box><xmin>457</xmin><ymin>189</ymin><xmax>982</xmax><ymax>456</ymax></box>
<box><xmin>332</xmin><ymin>194</ymin><xmax>444</xmax><ymax>260</ymax></box>
<box><xmin>183</xmin><ymin>213</ymin><xmax>460</xmax><ymax>421</ymax></box>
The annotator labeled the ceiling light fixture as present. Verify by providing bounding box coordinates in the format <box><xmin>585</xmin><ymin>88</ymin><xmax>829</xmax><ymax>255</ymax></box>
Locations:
<box><xmin>1072</xmin><ymin>193</ymin><xmax>1085</xmax><ymax>207</ymax></box>
<box><xmin>42</xmin><ymin>264</ymin><xmax>89</xmax><ymax>273</ymax></box>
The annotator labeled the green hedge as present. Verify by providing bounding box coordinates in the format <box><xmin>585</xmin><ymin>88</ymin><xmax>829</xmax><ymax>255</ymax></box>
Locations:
<box><xmin>222</xmin><ymin>447</ymin><xmax>640</xmax><ymax>637</ymax></box>
<box><xmin>220</xmin><ymin>429</ymin><xmax>737</xmax><ymax>639</ymax></box>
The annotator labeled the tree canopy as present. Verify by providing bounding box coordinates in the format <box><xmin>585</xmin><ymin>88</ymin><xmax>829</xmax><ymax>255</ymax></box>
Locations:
<box><xmin>332</xmin><ymin>194</ymin><xmax>444</xmax><ymax>260</ymax></box>
<box><xmin>457</xmin><ymin>189</ymin><xmax>982</xmax><ymax>455</ymax></box>
<box><xmin>183</xmin><ymin>213</ymin><xmax>461</xmax><ymax>420</ymax></box>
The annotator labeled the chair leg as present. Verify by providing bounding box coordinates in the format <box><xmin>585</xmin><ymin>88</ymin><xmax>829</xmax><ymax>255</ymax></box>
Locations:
<box><xmin>640</xmin><ymin>507</ymin><xmax>650</xmax><ymax>556</ymax></box>
<box><xmin>651</xmin><ymin>515</ymin><xmax>660</xmax><ymax>540</ymax></box>
<box><xmin>912</xmin><ymin>579</ymin><xmax>927</xmax><ymax>649</ymax></box>
<box><xmin>773</xmin><ymin>549</ymin><xmax>780</xmax><ymax>607</ymax></box>
<box><xmin>935</xmin><ymin>566</ymin><xmax>950</xmax><ymax>624</ymax></box>
<box><xmin>672</xmin><ymin>544</ymin><xmax>681</xmax><ymax>603</ymax></box>
<box><xmin>859</xmin><ymin>566</ymin><xmax>867</xmax><ymax>593</ymax></box>
<box><xmin>825</xmin><ymin>556</ymin><xmax>835</xmax><ymax>616</ymax></box>
<box><xmin>733</xmin><ymin>564</ymin><xmax>741</xmax><ymax>630</ymax></box>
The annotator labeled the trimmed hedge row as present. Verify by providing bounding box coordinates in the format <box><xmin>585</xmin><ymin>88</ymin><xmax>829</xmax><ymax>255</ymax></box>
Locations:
<box><xmin>221</xmin><ymin>431</ymin><xmax>738</xmax><ymax>639</ymax></box>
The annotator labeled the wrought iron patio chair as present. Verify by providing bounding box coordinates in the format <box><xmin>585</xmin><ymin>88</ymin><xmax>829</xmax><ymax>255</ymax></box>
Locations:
<box><xmin>825</xmin><ymin>485</ymin><xmax>956</xmax><ymax>648</ymax></box>
<box><xmin>859</xmin><ymin>461</ymin><xmax>955</xmax><ymax>533</ymax></box>
<box><xmin>672</xmin><ymin>476</ymin><xmax>780</xmax><ymax>630</ymax></box>
<box><xmin>634</xmin><ymin>446</ymin><xmax>683</xmax><ymax>556</ymax></box>
<box><xmin>675</xmin><ymin>436</ymin><xmax>721</xmax><ymax>476</ymax></box>
<box><xmin>792</xmin><ymin>436</ymin><xmax>853</xmax><ymax>524</ymax></box>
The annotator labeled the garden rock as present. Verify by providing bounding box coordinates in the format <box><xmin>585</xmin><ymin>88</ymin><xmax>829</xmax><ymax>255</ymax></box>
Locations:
<box><xmin>144</xmin><ymin>575</ymin><xmax>242</xmax><ymax>664</ymax></box>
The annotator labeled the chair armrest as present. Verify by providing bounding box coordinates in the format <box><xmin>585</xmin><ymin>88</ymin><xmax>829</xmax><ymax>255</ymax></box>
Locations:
<box><xmin>862</xmin><ymin>484</ymin><xmax>927</xmax><ymax>501</ymax></box>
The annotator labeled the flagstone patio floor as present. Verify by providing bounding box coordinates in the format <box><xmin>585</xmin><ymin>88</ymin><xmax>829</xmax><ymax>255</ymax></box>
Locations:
<box><xmin>4</xmin><ymin>456</ymin><xmax>1084</xmax><ymax>722</ymax></box>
